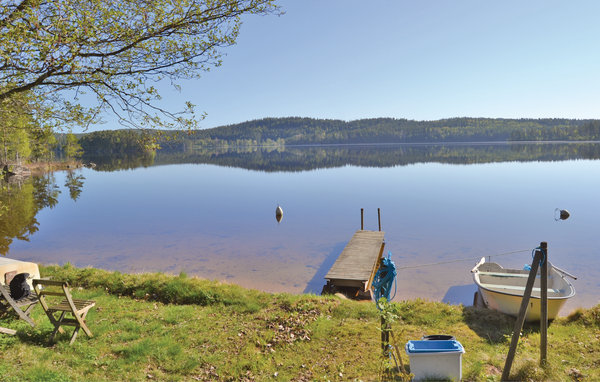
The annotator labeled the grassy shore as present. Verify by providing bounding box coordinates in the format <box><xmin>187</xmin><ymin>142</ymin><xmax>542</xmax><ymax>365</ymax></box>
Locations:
<box><xmin>0</xmin><ymin>264</ymin><xmax>598</xmax><ymax>381</ymax></box>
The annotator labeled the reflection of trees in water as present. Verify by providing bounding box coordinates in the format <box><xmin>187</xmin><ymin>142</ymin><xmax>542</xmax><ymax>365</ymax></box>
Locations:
<box><xmin>151</xmin><ymin>142</ymin><xmax>600</xmax><ymax>172</ymax></box>
<box><xmin>79</xmin><ymin>142</ymin><xmax>600</xmax><ymax>173</ymax></box>
<box><xmin>0</xmin><ymin>178</ymin><xmax>39</xmax><ymax>254</ymax></box>
<box><xmin>0</xmin><ymin>171</ymin><xmax>85</xmax><ymax>255</ymax></box>
<box><xmin>31</xmin><ymin>174</ymin><xmax>60</xmax><ymax>209</ymax></box>
<box><xmin>82</xmin><ymin>151</ymin><xmax>156</xmax><ymax>171</ymax></box>
<box><xmin>65</xmin><ymin>171</ymin><xmax>85</xmax><ymax>201</ymax></box>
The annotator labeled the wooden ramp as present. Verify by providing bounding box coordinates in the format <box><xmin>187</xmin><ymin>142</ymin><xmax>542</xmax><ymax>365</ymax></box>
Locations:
<box><xmin>324</xmin><ymin>230</ymin><xmax>385</xmax><ymax>293</ymax></box>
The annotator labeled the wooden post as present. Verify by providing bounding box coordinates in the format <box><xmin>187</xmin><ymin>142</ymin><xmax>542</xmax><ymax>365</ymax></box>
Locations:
<box><xmin>378</xmin><ymin>208</ymin><xmax>381</xmax><ymax>231</ymax></box>
<box><xmin>540</xmin><ymin>241</ymin><xmax>548</xmax><ymax>367</ymax></box>
<box><xmin>361</xmin><ymin>208</ymin><xmax>364</xmax><ymax>230</ymax></box>
<box><xmin>381</xmin><ymin>316</ymin><xmax>385</xmax><ymax>354</ymax></box>
<box><xmin>381</xmin><ymin>316</ymin><xmax>390</xmax><ymax>357</ymax></box>
<box><xmin>501</xmin><ymin>249</ymin><xmax>543</xmax><ymax>381</ymax></box>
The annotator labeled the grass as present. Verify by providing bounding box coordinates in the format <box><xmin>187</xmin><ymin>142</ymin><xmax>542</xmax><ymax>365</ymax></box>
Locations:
<box><xmin>0</xmin><ymin>263</ymin><xmax>598</xmax><ymax>381</ymax></box>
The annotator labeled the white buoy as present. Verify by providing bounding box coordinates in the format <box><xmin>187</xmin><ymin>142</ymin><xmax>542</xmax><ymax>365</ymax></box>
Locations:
<box><xmin>275</xmin><ymin>205</ymin><xmax>283</xmax><ymax>223</ymax></box>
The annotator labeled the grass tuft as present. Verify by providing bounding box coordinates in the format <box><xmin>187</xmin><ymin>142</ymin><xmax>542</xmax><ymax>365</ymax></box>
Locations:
<box><xmin>24</xmin><ymin>367</ymin><xmax>71</xmax><ymax>382</ymax></box>
<box><xmin>566</xmin><ymin>305</ymin><xmax>600</xmax><ymax>327</ymax></box>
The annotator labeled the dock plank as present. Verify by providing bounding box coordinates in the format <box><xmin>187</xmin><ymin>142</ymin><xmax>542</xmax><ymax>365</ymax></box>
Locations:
<box><xmin>325</xmin><ymin>230</ymin><xmax>385</xmax><ymax>289</ymax></box>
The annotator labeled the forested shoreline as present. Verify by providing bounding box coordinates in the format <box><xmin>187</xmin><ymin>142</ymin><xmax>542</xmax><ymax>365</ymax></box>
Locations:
<box><xmin>80</xmin><ymin>117</ymin><xmax>600</xmax><ymax>157</ymax></box>
<box><xmin>177</xmin><ymin>117</ymin><xmax>600</xmax><ymax>146</ymax></box>
<box><xmin>3</xmin><ymin>117</ymin><xmax>600</xmax><ymax>168</ymax></box>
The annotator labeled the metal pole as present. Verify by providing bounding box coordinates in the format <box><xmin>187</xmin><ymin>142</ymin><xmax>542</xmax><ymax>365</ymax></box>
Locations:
<box><xmin>378</xmin><ymin>208</ymin><xmax>381</xmax><ymax>232</ymax></box>
<box><xmin>540</xmin><ymin>241</ymin><xmax>548</xmax><ymax>366</ymax></box>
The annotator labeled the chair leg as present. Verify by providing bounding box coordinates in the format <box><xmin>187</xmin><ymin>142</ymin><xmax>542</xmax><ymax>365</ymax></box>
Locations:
<box><xmin>22</xmin><ymin>304</ymin><xmax>37</xmax><ymax>327</ymax></box>
<box><xmin>69</xmin><ymin>327</ymin><xmax>80</xmax><ymax>345</ymax></box>
<box><xmin>50</xmin><ymin>312</ymin><xmax>66</xmax><ymax>342</ymax></box>
<box><xmin>2</xmin><ymin>301</ymin><xmax>36</xmax><ymax>327</ymax></box>
<box><xmin>0</xmin><ymin>306</ymin><xmax>35</xmax><ymax>328</ymax></box>
<box><xmin>77</xmin><ymin>310</ymin><xmax>93</xmax><ymax>338</ymax></box>
<box><xmin>24</xmin><ymin>303</ymin><xmax>36</xmax><ymax>315</ymax></box>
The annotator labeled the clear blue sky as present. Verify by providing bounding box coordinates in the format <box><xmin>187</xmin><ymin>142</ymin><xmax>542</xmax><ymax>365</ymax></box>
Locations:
<box><xmin>126</xmin><ymin>1</ymin><xmax>600</xmax><ymax>130</ymax></box>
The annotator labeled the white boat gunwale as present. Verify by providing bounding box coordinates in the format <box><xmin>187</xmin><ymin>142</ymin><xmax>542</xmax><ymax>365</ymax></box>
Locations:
<box><xmin>474</xmin><ymin>283</ymin><xmax>572</xmax><ymax>300</ymax></box>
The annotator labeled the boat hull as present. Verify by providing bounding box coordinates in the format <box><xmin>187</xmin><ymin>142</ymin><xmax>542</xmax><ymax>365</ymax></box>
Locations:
<box><xmin>477</xmin><ymin>286</ymin><xmax>568</xmax><ymax>321</ymax></box>
<box><xmin>0</xmin><ymin>257</ymin><xmax>40</xmax><ymax>289</ymax></box>
<box><xmin>471</xmin><ymin>258</ymin><xmax>575</xmax><ymax>321</ymax></box>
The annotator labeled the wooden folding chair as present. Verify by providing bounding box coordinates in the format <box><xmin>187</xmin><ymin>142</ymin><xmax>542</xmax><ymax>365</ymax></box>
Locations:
<box><xmin>0</xmin><ymin>284</ymin><xmax>39</xmax><ymax>335</ymax></box>
<box><xmin>32</xmin><ymin>279</ymin><xmax>96</xmax><ymax>345</ymax></box>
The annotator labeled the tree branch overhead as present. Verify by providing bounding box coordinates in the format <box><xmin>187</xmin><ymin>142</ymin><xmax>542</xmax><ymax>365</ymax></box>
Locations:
<box><xmin>0</xmin><ymin>0</ymin><xmax>280</xmax><ymax>130</ymax></box>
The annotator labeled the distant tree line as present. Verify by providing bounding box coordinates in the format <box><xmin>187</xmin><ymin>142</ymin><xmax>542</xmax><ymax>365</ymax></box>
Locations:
<box><xmin>58</xmin><ymin>118</ymin><xmax>600</xmax><ymax>164</ymax></box>
<box><xmin>77</xmin><ymin>130</ymin><xmax>156</xmax><ymax>156</ymax></box>
<box><xmin>509</xmin><ymin>120</ymin><xmax>600</xmax><ymax>141</ymax></box>
<box><xmin>3</xmin><ymin>117</ymin><xmax>600</xmax><ymax>166</ymax></box>
<box><xmin>156</xmin><ymin>117</ymin><xmax>599</xmax><ymax>149</ymax></box>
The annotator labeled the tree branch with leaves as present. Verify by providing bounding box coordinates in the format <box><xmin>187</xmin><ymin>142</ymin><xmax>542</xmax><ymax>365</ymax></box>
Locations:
<box><xmin>0</xmin><ymin>0</ymin><xmax>279</xmax><ymax>130</ymax></box>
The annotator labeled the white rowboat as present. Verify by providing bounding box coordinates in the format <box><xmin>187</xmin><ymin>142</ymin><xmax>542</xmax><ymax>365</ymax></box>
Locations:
<box><xmin>471</xmin><ymin>257</ymin><xmax>575</xmax><ymax>321</ymax></box>
<box><xmin>0</xmin><ymin>257</ymin><xmax>40</xmax><ymax>289</ymax></box>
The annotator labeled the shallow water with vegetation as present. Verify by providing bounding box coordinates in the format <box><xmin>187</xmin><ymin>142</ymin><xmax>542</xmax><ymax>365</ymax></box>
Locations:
<box><xmin>2</xmin><ymin>143</ymin><xmax>600</xmax><ymax>315</ymax></box>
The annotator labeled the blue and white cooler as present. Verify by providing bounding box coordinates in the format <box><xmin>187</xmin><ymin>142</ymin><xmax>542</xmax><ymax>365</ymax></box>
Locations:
<box><xmin>405</xmin><ymin>340</ymin><xmax>465</xmax><ymax>381</ymax></box>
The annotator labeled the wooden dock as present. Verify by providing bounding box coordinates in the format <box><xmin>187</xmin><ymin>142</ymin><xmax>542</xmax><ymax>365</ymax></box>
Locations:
<box><xmin>324</xmin><ymin>230</ymin><xmax>385</xmax><ymax>296</ymax></box>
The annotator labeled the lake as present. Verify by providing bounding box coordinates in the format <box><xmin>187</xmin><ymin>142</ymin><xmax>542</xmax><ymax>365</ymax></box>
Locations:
<box><xmin>3</xmin><ymin>142</ymin><xmax>600</xmax><ymax>315</ymax></box>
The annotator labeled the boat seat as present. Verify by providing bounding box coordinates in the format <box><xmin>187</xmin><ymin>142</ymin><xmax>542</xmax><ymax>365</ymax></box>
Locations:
<box><xmin>480</xmin><ymin>283</ymin><xmax>562</xmax><ymax>296</ymax></box>
<box><xmin>478</xmin><ymin>271</ymin><xmax>531</xmax><ymax>278</ymax></box>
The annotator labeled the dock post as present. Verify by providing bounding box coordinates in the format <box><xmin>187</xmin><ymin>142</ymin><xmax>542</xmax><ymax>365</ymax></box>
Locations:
<box><xmin>361</xmin><ymin>208</ymin><xmax>364</xmax><ymax>230</ymax></box>
<box><xmin>540</xmin><ymin>241</ymin><xmax>548</xmax><ymax>367</ymax></box>
<box><xmin>378</xmin><ymin>208</ymin><xmax>381</xmax><ymax>231</ymax></box>
<box><xmin>501</xmin><ymin>248</ymin><xmax>543</xmax><ymax>381</ymax></box>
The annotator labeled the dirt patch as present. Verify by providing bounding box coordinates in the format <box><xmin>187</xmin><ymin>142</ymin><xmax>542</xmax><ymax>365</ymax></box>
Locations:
<box><xmin>484</xmin><ymin>364</ymin><xmax>502</xmax><ymax>375</ymax></box>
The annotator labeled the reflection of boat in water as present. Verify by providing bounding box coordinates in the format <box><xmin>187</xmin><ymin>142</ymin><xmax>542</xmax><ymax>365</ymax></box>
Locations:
<box><xmin>471</xmin><ymin>258</ymin><xmax>575</xmax><ymax>321</ymax></box>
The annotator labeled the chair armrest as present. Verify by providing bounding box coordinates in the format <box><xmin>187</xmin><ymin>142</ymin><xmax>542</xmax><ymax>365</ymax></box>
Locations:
<box><xmin>32</xmin><ymin>279</ymin><xmax>67</xmax><ymax>287</ymax></box>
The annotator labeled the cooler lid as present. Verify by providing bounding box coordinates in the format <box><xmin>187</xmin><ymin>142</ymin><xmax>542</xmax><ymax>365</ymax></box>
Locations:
<box><xmin>405</xmin><ymin>340</ymin><xmax>464</xmax><ymax>353</ymax></box>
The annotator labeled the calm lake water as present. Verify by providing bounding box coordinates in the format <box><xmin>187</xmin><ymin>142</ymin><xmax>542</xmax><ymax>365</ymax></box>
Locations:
<box><xmin>3</xmin><ymin>143</ymin><xmax>600</xmax><ymax>315</ymax></box>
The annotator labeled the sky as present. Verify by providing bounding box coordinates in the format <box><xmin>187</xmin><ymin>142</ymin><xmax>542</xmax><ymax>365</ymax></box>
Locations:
<box><xmin>98</xmin><ymin>0</ymin><xmax>600</xmax><ymax>130</ymax></box>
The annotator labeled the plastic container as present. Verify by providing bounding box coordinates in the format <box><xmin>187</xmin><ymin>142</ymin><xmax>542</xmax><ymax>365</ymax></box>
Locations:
<box><xmin>405</xmin><ymin>340</ymin><xmax>465</xmax><ymax>381</ymax></box>
<box><xmin>421</xmin><ymin>334</ymin><xmax>455</xmax><ymax>341</ymax></box>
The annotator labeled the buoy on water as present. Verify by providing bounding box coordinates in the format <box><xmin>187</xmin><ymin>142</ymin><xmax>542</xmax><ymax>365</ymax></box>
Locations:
<box><xmin>275</xmin><ymin>205</ymin><xmax>283</xmax><ymax>223</ymax></box>
<box><xmin>554</xmin><ymin>208</ymin><xmax>570</xmax><ymax>221</ymax></box>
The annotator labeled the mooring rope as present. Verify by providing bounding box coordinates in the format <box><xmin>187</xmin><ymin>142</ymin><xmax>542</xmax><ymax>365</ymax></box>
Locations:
<box><xmin>531</xmin><ymin>246</ymin><xmax>547</xmax><ymax>265</ymax></box>
<box><xmin>394</xmin><ymin>249</ymin><xmax>530</xmax><ymax>270</ymax></box>
<box><xmin>372</xmin><ymin>251</ymin><xmax>397</xmax><ymax>304</ymax></box>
